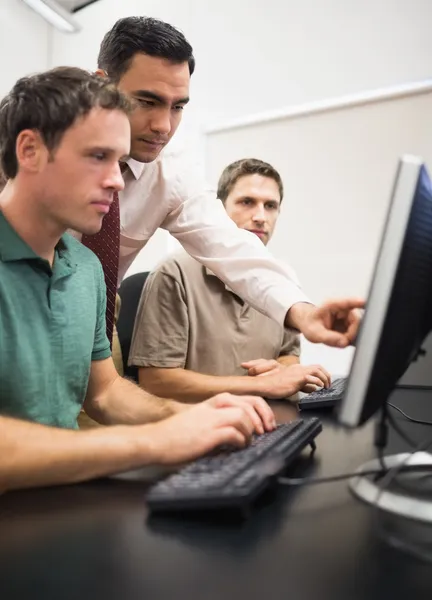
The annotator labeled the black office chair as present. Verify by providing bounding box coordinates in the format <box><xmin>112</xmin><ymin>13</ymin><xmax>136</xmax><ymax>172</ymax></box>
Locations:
<box><xmin>117</xmin><ymin>271</ymin><xmax>149</xmax><ymax>381</ymax></box>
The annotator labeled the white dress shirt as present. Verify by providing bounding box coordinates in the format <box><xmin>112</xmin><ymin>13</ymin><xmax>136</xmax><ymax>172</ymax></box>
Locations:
<box><xmin>118</xmin><ymin>148</ymin><xmax>309</xmax><ymax>327</ymax></box>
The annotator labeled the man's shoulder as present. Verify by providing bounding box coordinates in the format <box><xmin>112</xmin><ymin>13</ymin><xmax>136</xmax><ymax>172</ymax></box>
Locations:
<box><xmin>152</xmin><ymin>251</ymin><xmax>204</xmax><ymax>281</ymax></box>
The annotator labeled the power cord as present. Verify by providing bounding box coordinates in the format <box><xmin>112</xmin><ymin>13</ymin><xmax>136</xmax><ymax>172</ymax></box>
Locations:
<box><xmin>387</xmin><ymin>402</ymin><xmax>432</xmax><ymax>427</ymax></box>
<box><xmin>278</xmin><ymin>408</ymin><xmax>389</xmax><ymax>486</ymax></box>
<box><xmin>277</xmin><ymin>401</ymin><xmax>432</xmax><ymax>488</ymax></box>
<box><xmin>277</xmin><ymin>461</ymin><xmax>432</xmax><ymax>487</ymax></box>
<box><xmin>277</xmin><ymin>467</ymin><xmax>385</xmax><ymax>487</ymax></box>
<box><xmin>386</xmin><ymin>406</ymin><xmax>419</xmax><ymax>448</ymax></box>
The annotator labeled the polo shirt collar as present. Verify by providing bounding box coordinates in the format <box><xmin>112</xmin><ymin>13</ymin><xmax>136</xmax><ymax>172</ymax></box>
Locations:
<box><xmin>0</xmin><ymin>211</ymin><xmax>75</xmax><ymax>273</ymax></box>
<box><xmin>204</xmin><ymin>266</ymin><xmax>241</xmax><ymax>300</ymax></box>
<box><xmin>55</xmin><ymin>235</ymin><xmax>76</xmax><ymax>271</ymax></box>
<box><xmin>0</xmin><ymin>211</ymin><xmax>39</xmax><ymax>262</ymax></box>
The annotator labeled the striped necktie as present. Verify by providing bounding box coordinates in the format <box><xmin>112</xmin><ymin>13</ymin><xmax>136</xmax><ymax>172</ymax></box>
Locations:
<box><xmin>81</xmin><ymin>191</ymin><xmax>120</xmax><ymax>346</ymax></box>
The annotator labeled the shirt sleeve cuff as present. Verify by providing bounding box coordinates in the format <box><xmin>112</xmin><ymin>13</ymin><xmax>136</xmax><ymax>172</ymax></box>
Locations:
<box><xmin>128</xmin><ymin>356</ymin><xmax>186</xmax><ymax>368</ymax></box>
<box><xmin>91</xmin><ymin>347</ymin><xmax>112</xmax><ymax>361</ymax></box>
<box><xmin>262</xmin><ymin>285</ymin><xmax>312</xmax><ymax>328</ymax></box>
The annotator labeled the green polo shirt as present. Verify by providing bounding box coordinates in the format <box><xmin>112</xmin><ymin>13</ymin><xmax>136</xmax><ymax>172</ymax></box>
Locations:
<box><xmin>0</xmin><ymin>212</ymin><xmax>111</xmax><ymax>428</ymax></box>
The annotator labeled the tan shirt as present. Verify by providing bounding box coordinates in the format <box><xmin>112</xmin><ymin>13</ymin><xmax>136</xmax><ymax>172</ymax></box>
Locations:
<box><xmin>129</xmin><ymin>251</ymin><xmax>300</xmax><ymax>376</ymax></box>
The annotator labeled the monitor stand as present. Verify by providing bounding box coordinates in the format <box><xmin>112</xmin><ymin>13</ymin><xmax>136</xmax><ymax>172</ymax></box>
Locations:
<box><xmin>349</xmin><ymin>452</ymin><xmax>432</xmax><ymax>522</ymax></box>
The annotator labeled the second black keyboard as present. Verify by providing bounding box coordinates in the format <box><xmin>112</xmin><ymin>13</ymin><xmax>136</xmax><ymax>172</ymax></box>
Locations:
<box><xmin>299</xmin><ymin>377</ymin><xmax>347</xmax><ymax>411</ymax></box>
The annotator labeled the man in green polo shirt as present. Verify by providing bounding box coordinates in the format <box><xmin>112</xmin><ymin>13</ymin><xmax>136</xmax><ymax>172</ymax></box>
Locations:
<box><xmin>0</xmin><ymin>67</ymin><xmax>275</xmax><ymax>493</ymax></box>
<box><xmin>0</xmin><ymin>211</ymin><xmax>112</xmax><ymax>428</ymax></box>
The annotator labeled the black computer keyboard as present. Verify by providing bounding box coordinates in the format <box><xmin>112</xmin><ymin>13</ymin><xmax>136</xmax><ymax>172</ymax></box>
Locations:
<box><xmin>146</xmin><ymin>417</ymin><xmax>322</xmax><ymax>513</ymax></box>
<box><xmin>299</xmin><ymin>377</ymin><xmax>347</xmax><ymax>410</ymax></box>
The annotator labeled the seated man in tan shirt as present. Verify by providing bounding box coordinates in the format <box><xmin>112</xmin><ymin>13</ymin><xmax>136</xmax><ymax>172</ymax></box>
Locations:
<box><xmin>129</xmin><ymin>158</ymin><xmax>331</xmax><ymax>402</ymax></box>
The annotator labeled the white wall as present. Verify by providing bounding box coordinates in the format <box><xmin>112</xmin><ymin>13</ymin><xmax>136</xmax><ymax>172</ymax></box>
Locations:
<box><xmin>0</xmin><ymin>0</ymin><xmax>51</xmax><ymax>97</ymax></box>
<box><xmin>192</xmin><ymin>0</ymin><xmax>432</xmax><ymax>124</ymax></box>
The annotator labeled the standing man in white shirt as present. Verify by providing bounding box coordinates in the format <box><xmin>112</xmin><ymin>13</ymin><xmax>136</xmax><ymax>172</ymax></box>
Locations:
<box><xmin>88</xmin><ymin>16</ymin><xmax>363</xmax><ymax>349</ymax></box>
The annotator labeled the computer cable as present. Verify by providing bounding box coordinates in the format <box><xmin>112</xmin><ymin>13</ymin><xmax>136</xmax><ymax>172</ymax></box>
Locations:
<box><xmin>278</xmin><ymin>408</ymin><xmax>399</xmax><ymax>487</ymax></box>
<box><xmin>276</xmin><ymin>461</ymin><xmax>432</xmax><ymax>488</ymax></box>
<box><xmin>386</xmin><ymin>406</ymin><xmax>419</xmax><ymax>448</ymax></box>
<box><xmin>387</xmin><ymin>402</ymin><xmax>432</xmax><ymax>427</ymax></box>
<box><xmin>277</xmin><ymin>468</ymin><xmax>385</xmax><ymax>487</ymax></box>
<box><xmin>277</xmin><ymin>403</ymin><xmax>431</xmax><ymax>488</ymax></box>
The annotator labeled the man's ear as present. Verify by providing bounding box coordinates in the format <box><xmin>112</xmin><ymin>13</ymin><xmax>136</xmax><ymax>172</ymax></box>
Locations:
<box><xmin>15</xmin><ymin>129</ymin><xmax>47</xmax><ymax>173</ymax></box>
<box><xmin>94</xmin><ymin>69</ymin><xmax>108</xmax><ymax>78</ymax></box>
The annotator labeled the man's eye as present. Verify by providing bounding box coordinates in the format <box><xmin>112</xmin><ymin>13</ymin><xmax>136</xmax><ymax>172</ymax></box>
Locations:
<box><xmin>137</xmin><ymin>99</ymin><xmax>155</xmax><ymax>107</ymax></box>
<box><xmin>93</xmin><ymin>153</ymin><xmax>106</xmax><ymax>161</ymax></box>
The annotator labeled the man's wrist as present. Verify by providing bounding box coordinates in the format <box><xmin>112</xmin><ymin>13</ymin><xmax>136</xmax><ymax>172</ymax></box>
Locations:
<box><xmin>285</xmin><ymin>302</ymin><xmax>315</xmax><ymax>331</ymax></box>
<box><xmin>249</xmin><ymin>375</ymin><xmax>274</xmax><ymax>397</ymax></box>
<box><xmin>107</xmin><ymin>424</ymin><xmax>157</xmax><ymax>469</ymax></box>
<box><xmin>168</xmin><ymin>400</ymin><xmax>190</xmax><ymax>415</ymax></box>
<box><xmin>131</xmin><ymin>422</ymin><xmax>168</xmax><ymax>465</ymax></box>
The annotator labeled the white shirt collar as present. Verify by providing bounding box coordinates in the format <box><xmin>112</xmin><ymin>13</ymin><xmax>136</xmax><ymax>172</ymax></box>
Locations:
<box><xmin>124</xmin><ymin>157</ymin><xmax>145</xmax><ymax>180</ymax></box>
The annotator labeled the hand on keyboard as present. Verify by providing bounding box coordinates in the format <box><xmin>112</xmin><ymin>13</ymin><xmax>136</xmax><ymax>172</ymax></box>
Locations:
<box><xmin>299</xmin><ymin>378</ymin><xmax>347</xmax><ymax>410</ymax></box>
<box><xmin>144</xmin><ymin>394</ymin><xmax>274</xmax><ymax>465</ymax></box>
<box><xmin>206</xmin><ymin>393</ymin><xmax>276</xmax><ymax>434</ymax></box>
<box><xmin>248</xmin><ymin>363</ymin><xmax>332</xmax><ymax>399</ymax></box>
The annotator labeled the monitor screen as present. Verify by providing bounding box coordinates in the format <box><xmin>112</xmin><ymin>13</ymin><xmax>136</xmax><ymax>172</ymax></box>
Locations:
<box><xmin>338</xmin><ymin>155</ymin><xmax>432</xmax><ymax>427</ymax></box>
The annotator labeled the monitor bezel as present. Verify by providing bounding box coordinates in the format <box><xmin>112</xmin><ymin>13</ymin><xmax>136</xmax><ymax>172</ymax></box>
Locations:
<box><xmin>338</xmin><ymin>155</ymin><xmax>424</xmax><ymax>427</ymax></box>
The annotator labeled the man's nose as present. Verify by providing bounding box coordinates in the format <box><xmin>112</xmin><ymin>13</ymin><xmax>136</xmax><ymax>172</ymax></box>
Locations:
<box><xmin>252</xmin><ymin>205</ymin><xmax>266</xmax><ymax>222</ymax></box>
<box><xmin>150</xmin><ymin>108</ymin><xmax>171</xmax><ymax>136</ymax></box>
<box><xmin>106</xmin><ymin>164</ymin><xmax>125</xmax><ymax>191</ymax></box>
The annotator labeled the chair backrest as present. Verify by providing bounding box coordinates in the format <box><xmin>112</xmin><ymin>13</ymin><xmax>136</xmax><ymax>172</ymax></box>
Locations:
<box><xmin>117</xmin><ymin>271</ymin><xmax>149</xmax><ymax>381</ymax></box>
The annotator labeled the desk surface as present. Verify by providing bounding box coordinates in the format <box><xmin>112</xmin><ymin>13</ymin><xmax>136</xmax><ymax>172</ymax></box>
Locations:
<box><xmin>1</xmin><ymin>389</ymin><xmax>432</xmax><ymax>600</ymax></box>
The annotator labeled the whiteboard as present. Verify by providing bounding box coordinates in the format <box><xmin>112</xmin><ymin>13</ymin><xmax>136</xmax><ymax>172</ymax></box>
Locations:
<box><xmin>205</xmin><ymin>90</ymin><xmax>432</xmax><ymax>377</ymax></box>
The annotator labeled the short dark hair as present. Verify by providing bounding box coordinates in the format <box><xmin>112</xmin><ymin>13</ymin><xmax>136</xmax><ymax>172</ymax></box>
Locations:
<box><xmin>217</xmin><ymin>158</ymin><xmax>284</xmax><ymax>204</ymax></box>
<box><xmin>98</xmin><ymin>17</ymin><xmax>195</xmax><ymax>82</ymax></box>
<box><xmin>0</xmin><ymin>66</ymin><xmax>131</xmax><ymax>179</ymax></box>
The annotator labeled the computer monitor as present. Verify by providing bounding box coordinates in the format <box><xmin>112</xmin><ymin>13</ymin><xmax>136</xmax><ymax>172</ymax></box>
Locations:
<box><xmin>338</xmin><ymin>155</ymin><xmax>432</xmax><ymax>428</ymax></box>
<box><xmin>337</xmin><ymin>155</ymin><xmax>432</xmax><ymax>523</ymax></box>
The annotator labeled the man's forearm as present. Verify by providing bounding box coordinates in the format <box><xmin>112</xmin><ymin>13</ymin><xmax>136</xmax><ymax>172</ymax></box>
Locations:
<box><xmin>277</xmin><ymin>356</ymin><xmax>300</xmax><ymax>367</ymax></box>
<box><xmin>85</xmin><ymin>376</ymin><xmax>183</xmax><ymax>425</ymax></box>
<box><xmin>139</xmin><ymin>367</ymin><xmax>266</xmax><ymax>403</ymax></box>
<box><xmin>284</xmin><ymin>302</ymin><xmax>315</xmax><ymax>330</ymax></box>
<box><xmin>0</xmin><ymin>416</ymin><xmax>156</xmax><ymax>493</ymax></box>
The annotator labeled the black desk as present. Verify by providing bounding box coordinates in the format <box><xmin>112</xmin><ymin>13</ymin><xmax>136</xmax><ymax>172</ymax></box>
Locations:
<box><xmin>1</xmin><ymin>389</ymin><xmax>432</xmax><ymax>600</ymax></box>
